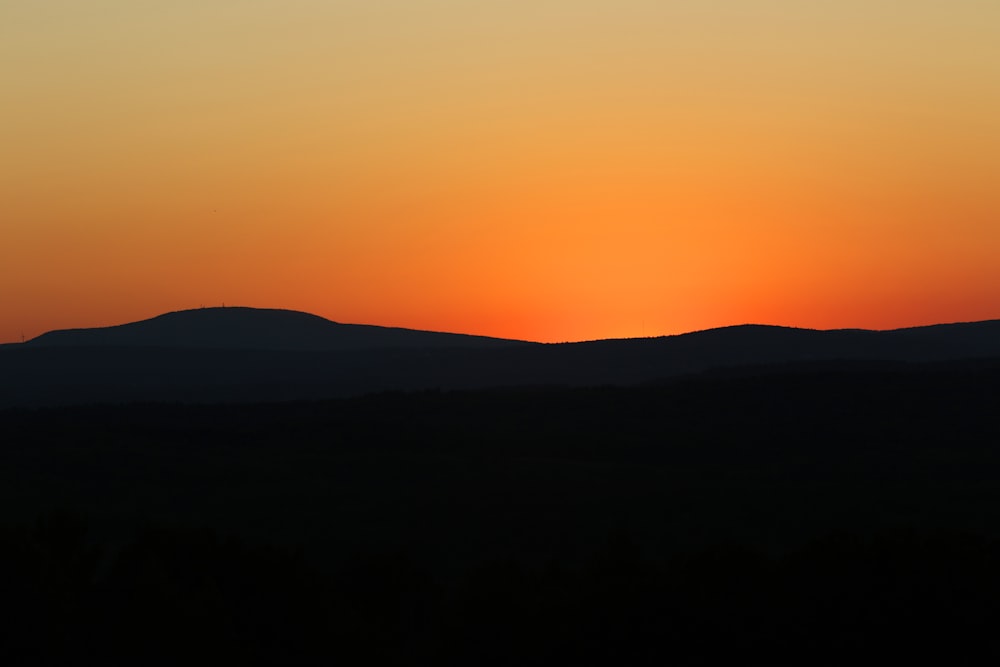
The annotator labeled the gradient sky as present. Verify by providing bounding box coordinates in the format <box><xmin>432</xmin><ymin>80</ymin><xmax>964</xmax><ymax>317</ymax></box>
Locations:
<box><xmin>3</xmin><ymin>1</ymin><xmax>999</xmax><ymax>343</ymax></box>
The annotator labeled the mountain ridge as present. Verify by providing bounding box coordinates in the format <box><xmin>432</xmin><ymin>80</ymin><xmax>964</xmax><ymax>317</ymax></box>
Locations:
<box><xmin>16</xmin><ymin>305</ymin><xmax>1000</xmax><ymax>348</ymax></box>
<box><xmin>3</xmin><ymin>308</ymin><xmax>1000</xmax><ymax>408</ymax></box>
<box><xmin>23</xmin><ymin>306</ymin><xmax>532</xmax><ymax>351</ymax></box>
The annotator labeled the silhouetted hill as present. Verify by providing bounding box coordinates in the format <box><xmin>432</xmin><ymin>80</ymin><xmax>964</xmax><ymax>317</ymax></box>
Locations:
<box><xmin>24</xmin><ymin>307</ymin><xmax>529</xmax><ymax>351</ymax></box>
<box><xmin>2</xmin><ymin>312</ymin><xmax>1000</xmax><ymax>407</ymax></box>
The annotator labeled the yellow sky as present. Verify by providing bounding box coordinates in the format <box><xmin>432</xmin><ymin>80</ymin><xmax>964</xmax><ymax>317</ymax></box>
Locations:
<box><xmin>2</xmin><ymin>1</ymin><xmax>999</xmax><ymax>342</ymax></box>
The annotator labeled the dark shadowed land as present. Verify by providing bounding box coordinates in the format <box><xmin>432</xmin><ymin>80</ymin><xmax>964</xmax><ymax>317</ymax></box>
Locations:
<box><xmin>3</xmin><ymin>360</ymin><xmax>1000</xmax><ymax>663</ymax></box>
<box><xmin>2</xmin><ymin>306</ymin><xmax>1000</xmax><ymax>408</ymax></box>
<box><xmin>2</xmin><ymin>308</ymin><xmax>1000</xmax><ymax>663</ymax></box>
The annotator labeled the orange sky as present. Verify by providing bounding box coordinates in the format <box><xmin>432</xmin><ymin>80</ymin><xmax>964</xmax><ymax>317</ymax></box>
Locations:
<box><xmin>2</xmin><ymin>1</ymin><xmax>999</xmax><ymax>343</ymax></box>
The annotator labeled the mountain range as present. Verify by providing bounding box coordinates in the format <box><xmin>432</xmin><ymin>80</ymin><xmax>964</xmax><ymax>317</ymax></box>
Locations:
<box><xmin>2</xmin><ymin>306</ymin><xmax>999</xmax><ymax>407</ymax></box>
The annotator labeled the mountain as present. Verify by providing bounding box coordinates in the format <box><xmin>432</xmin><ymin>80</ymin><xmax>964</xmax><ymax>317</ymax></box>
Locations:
<box><xmin>23</xmin><ymin>307</ymin><xmax>529</xmax><ymax>351</ymax></box>
<box><xmin>2</xmin><ymin>310</ymin><xmax>1000</xmax><ymax>407</ymax></box>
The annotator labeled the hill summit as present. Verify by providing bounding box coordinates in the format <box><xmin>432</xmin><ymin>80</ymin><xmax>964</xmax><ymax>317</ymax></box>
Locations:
<box><xmin>25</xmin><ymin>307</ymin><xmax>528</xmax><ymax>351</ymax></box>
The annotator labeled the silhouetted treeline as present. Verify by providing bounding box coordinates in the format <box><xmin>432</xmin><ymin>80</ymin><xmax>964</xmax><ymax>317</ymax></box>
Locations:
<box><xmin>1</xmin><ymin>362</ymin><xmax>1000</xmax><ymax>661</ymax></box>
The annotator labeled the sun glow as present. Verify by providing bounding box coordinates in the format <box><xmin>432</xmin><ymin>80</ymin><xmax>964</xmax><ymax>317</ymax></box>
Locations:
<box><xmin>2</xmin><ymin>1</ymin><xmax>998</xmax><ymax>343</ymax></box>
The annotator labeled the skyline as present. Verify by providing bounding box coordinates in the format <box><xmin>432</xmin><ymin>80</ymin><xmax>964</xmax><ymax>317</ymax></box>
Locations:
<box><xmin>3</xmin><ymin>1</ymin><xmax>999</xmax><ymax>343</ymax></box>
<box><xmin>8</xmin><ymin>304</ymin><xmax>1000</xmax><ymax>347</ymax></box>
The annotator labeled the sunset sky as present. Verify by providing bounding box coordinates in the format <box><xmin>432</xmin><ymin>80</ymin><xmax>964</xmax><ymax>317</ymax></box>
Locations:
<box><xmin>3</xmin><ymin>1</ymin><xmax>999</xmax><ymax>343</ymax></box>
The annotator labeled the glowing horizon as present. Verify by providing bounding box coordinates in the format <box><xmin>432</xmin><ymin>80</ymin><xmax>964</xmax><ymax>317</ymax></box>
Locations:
<box><xmin>9</xmin><ymin>303</ymin><xmax>1000</xmax><ymax>347</ymax></box>
<box><xmin>3</xmin><ymin>1</ymin><xmax>998</xmax><ymax>344</ymax></box>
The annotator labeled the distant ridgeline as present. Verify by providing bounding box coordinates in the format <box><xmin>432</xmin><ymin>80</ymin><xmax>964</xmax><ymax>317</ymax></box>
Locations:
<box><xmin>2</xmin><ymin>307</ymin><xmax>1000</xmax><ymax>407</ymax></box>
<box><xmin>21</xmin><ymin>307</ymin><xmax>526</xmax><ymax>351</ymax></box>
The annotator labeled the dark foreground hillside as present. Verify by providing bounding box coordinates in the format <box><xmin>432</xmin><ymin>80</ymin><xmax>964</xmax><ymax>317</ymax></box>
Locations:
<box><xmin>5</xmin><ymin>315</ymin><xmax>1000</xmax><ymax>408</ymax></box>
<box><xmin>2</xmin><ymin>360</ymin><xmax>1000</xmax><ymax>664</ymax></box>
